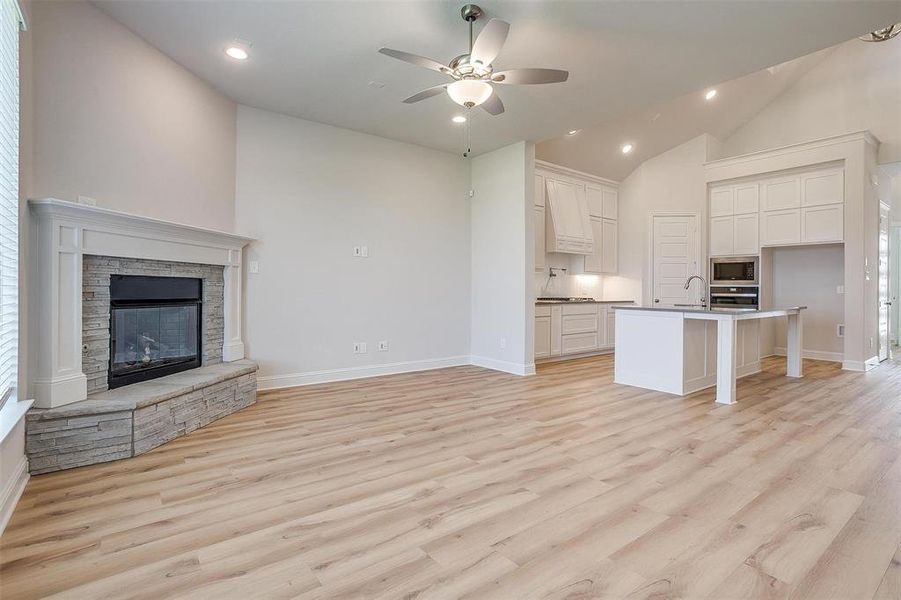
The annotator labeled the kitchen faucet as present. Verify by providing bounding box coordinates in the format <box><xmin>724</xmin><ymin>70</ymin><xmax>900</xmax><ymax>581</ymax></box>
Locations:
<box><xmin>684</xmin><ymin>275</ymin><xmax>708</xmax><ymax>307</ymax></box>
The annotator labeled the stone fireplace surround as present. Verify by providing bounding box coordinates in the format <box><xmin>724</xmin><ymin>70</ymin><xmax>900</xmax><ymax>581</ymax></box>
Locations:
<box><xmin>26</xmin><ymin>199</ymin><xmax>257</xmax><ymax>473</ymax></box>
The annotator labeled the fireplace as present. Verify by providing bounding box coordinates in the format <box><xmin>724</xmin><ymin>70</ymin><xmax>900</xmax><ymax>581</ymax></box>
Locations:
<box><xmin>108</xmin><ymin>275</ymin><xmax>203</xmax><ymax>389</ymax></box>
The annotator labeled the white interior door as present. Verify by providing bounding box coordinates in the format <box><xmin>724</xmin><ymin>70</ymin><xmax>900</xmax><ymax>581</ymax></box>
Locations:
<box><xmin>652</xmin><ymin>215</ymin><xmax>699</xmax><ymax>306</ymax></box>
<box><xmin>878</xmin><ymin>204</ymin><xmax>890</xmax><ymax>361</ymax></box>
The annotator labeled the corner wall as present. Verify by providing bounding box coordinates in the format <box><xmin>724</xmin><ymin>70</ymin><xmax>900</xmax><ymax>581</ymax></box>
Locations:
<box><xmin>470</xmin><ymin>141</ymin><xmax>535</xmax><ymax>374</ymax></box>
<box><xmin>28</xmin><ymin>0</ymin><xmax>237</xmax><ymax>231</ymax></box>
<box><xmin>235</xmin><ymin>106</ymin><xmax>471</xmax><ymax>388</ymax></box>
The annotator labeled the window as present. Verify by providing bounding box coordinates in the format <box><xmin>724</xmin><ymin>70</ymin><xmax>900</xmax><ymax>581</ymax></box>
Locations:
<box><xmin>0</xmin><ymin>0</ymin><xmax>23</xmax><ymax>410</ymax></box>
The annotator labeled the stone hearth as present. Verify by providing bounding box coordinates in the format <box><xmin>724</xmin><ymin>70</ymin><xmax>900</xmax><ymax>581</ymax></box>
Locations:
<box><xmin>26</xmin><ymin>360</ymin><xmax>258</xmax><ymax>474</ymax></box>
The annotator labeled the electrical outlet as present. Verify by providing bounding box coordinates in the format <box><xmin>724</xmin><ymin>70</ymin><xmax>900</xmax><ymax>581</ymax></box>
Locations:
<box><xmin>836</xmin><ymin>285</ymin><xmax>844</xmax><ymax>294</ymax></box>
<box><xmin>836</xmin><ymin>324</ymin><xmax>845</xmax><ymax>338</ymax></box>
<box><xmin>353</xmin><ymin>342</ymin><xmax>368</xmax><ymax>354</ymax></box>
<box><xmin>377</xmin><ymin>340</ymin><xmax>389</xmax><ymax>352</ymax></box>
<box><xmin>353</xmin><ymin>246</ymin><xmax>362</xmax><ymax>257</ymax></box>
<box><xmin>499</xmin><ymin>337</ymin><xmax>507</xmax><ymax>349</ymax></box>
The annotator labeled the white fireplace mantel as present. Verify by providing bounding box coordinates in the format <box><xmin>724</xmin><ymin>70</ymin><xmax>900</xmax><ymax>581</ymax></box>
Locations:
<box><xmin>29</xmin><ymin>198</ymin><xmax>255</xmax><ymax>408</ymax></box>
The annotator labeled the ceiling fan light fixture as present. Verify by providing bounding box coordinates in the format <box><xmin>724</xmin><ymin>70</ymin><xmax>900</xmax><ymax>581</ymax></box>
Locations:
<box><xmin>859</xmin><ymin>24</ymin><xmax>901</xmax><ymax>42</ymax></box>
<box><xmin>447</xmin><ymin>79</ymin><xmax>493</xmax><ymax>108</ymax></box>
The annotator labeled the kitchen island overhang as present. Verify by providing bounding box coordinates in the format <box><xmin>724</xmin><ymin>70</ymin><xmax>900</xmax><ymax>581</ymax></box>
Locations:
<box><xmin>612</xmin><ymin>305</ymin><xmax>806</xmax><ymax>405</ymax></box>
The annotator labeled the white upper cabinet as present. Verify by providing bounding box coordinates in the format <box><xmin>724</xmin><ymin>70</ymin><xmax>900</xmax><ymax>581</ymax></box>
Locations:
<box><xmin>801</xmin><ymin>204</ymin><xmax>843</xmax><ymax>242</ymax></box>
<box><xmin>710</xmin><ymin>187</ymin><xmax>734</xmax><ymax>217</ymax></box>
<box><xmin>733</xmin><ymin>213</ymin><xmax>759</xmax><ymax>255</ymax></box>
<box><xmin>545</xmin><ymin>177</ymin><xmax>594</xmax><ymax>254</ymax></box>
<box><xmin>801</xmin><ymin>169</ymin><xmax>843</xmax><ymax>207</ymax></box>
<box><xmin>583</xmin><ymin>217</ymin><xmax>603</xmax><ymax>273</ymax></box>
<box><xmin>586</xmin><ymin>184</ymin><xmax>603</xmax><ymax>217</ymax></box>
<box><xmin>536</xmin><ymin>161</ymin><xmax>618</xmax><ymax>269</ymax></box>
<box><xmin>762</xmin><ymin>176</ymin><xmax>801</xmax><ymax>211</ymax></box>
<box><xmin>714</xmin><ymin>166</ymin><xmax>844</xmax><ymax>253</ymax></box>
<box><xmin>601</xmin><ymin>218</ymin><xmax>617</xmax><ymax>273</ymax></box>
<box><xmin>601</xmin><ymin>188</ymin><xmax>618</xmax><ymax>220</ymax></box>
<box><xmin>733</xmin><ymin>184</ymin><xmax>759</xmax><ymax>214</ymax></box>
<box><xmin>534</xmin><ymin>174</ymin><xmax>546</xmax><ymax>207</ymax></box>
<box><xmin>761</xmin><ymin>208</ymin><xmax>802</xmax><ymax>246</ymax></box>
<box><xmin>709</xmin><ymin>216</ymin><xmax>734</xmax><ymax>256</ymax></box>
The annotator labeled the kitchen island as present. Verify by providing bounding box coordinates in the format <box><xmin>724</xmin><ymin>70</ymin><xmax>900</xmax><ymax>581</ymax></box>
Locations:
<box><xmin>613</xmin><ymin>305</ymin><xmax>805</xmax><ymax>404</ymax></box>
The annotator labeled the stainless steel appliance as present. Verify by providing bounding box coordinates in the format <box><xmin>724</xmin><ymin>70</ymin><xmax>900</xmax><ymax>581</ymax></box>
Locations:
<box><xmin>710</xmin><ymin>256</ymin><xmax>759</xmax><ymax>285</ymax></box>
<box><xmin>709</xmin><ymin>285</ymin><xmax>759</xmax><ymax>310</ymax></box>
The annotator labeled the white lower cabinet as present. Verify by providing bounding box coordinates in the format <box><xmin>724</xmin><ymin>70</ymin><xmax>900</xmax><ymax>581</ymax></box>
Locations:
<box><xmin>561</xmin><ymin>332</ymin><xmax>599</xmax><ymax>354</ymax></box>
<box><xmin>535</xmin><ymin>306</ymin><xmax>551</xmax><ymax>359</ymax></box>
<box><xmin>535</xmin><ymin>303</ymin><xmax>628</xmax><ymax>359</ymax></box>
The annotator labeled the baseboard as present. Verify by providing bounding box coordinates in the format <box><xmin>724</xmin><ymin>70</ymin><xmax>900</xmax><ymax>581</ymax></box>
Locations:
<box><xmin>257</xmin><ymin>356</ymin><xmax>472</xmax><ymax>390</ymax></box>
<box><xmin>773</xmin><ymin>347</ymin><xmax>843</xmax><ymax>363</ymax></box>
<box><xmin>470</xmin><ymin>356</ymin><xmax>535</xmax><ymax>376</ymax></box>
<box><xmin>0</xmin><ymin>456</ymin><xmax>29</xmax><ymax>536</ymax></box>
<box><xmin>536</xmin><ymin>348</ymin><xmax>614</xmax><ymax>364</ymax></box>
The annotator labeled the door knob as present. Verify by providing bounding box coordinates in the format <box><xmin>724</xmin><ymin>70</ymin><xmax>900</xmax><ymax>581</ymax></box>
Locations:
<box><xmin>654</xmin><ymin>298</ymin><xmax>660</xmax><ymax>303</ymax></box>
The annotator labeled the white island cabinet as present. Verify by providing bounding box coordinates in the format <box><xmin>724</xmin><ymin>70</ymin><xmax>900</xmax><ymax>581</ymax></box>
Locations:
<box><xmin>613</xmin><ymin>306</ymin><xmax>805</xmax><ymax>404</ymax></box>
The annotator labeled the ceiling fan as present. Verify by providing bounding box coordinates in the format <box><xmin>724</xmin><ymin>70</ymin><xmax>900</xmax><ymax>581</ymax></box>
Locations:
<box><xmin>378</xmin><ymin>4</ymin><xmax>569</xmax><ymax>116</ymax></box>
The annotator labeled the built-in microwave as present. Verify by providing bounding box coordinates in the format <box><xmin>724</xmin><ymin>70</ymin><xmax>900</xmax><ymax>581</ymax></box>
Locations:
<box><xmin>710</xmin><ymin>256</ymin><xmax>759</xmax><ymax>286</ymax></box>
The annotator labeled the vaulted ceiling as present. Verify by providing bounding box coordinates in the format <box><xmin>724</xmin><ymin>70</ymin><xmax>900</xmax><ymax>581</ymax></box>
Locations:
<box><xmin>95</xmin><ymin>1</ymin><xmax>901</xmax><ymax>156</ymax></box>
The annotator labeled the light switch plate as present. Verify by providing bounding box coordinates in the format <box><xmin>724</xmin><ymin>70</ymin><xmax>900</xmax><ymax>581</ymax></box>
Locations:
<box><xmin>361</xmin><ymin>246</ymin><xmax>369</xmax><ymax>257</ymax></box>
<box><xmin>248</xmin><ymin>261</ymin><xmax>259</xmax><ymax>274</ymax></box>
<box><xmin>353</xmin><ymin>246</ymin><xmax>362</xmax><ymax>257</ymax></box>
<box><xmin>377</xmin><ymin>340</ymin><xmax>388</xmax><ymax>352</ymax></box>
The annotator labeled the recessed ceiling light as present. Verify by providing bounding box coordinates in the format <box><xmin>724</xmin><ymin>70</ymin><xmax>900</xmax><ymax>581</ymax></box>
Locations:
<box><xmin>621</xmin><ymin>143</ymin><xmax>634</xmax><ymax>155</ymax></box>
<box><xmin>452</xmin><ymin>115</ymin><xmax>467</xmax><ymax>124</ymax></box>
<box><xmin>225</xmin><ymin>45</ymin><xmax>249</xmax><ymax>60</ymax></box>
<box><xmin>705</xmin><ymin>89</ymin><xmax>717</xmax><ymax>101</ymax></box>
<box><xmin>368</xmin><ymin>80</ymin><xmax>386</xmax><ymax>89</ymax></box>
<box><xmin>567</xmin><ymin>129</ymin><xmax>581</xmax><ymax>136</ymax></box>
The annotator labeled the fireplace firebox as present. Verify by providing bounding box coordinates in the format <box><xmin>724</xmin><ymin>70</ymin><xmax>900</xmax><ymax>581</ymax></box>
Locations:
<box><xmin>108</xmin><ymin>275</ymin><xmax>203</xmax><ymax>389</ymax></box>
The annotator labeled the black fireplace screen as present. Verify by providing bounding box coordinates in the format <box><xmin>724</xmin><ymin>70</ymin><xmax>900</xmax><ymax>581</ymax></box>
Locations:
<box><xmin>108</xmin><ymin>275</ymin><xmax>202</xmax><ymax>389</ymax></box>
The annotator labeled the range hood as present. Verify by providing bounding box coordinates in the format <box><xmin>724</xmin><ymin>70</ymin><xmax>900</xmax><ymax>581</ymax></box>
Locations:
<box><xmin>545</xmin><ymin>178</ymin><xmax>594</xmax><ymax>254</ymax></box>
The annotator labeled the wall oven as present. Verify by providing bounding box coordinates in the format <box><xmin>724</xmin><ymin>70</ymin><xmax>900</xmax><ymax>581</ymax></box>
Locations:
<box><xmin>709</xmin><ymin>286</ymin><xmax>759</xmax><ymax>310</ymax></box>
<box><xmin>710</xmin><ymin>256</ymin><xmax>759</xmax><ymax>286</ymax></box>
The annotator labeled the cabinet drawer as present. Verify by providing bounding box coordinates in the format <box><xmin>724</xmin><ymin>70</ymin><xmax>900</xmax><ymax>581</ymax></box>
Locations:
<box><xmin>535</xmin><ymin>305</ymin><xmax>551</xmax><ymax>317</ymax></box>
<box><xmin>562</xmin><ymin>313</ymin><xmax>598</xmax><ymax>335</ymax></box>
<box><xmin>562</xmin><ymin>332</ymin><xmax>599</xmax><ymax>355</ymax></box>
<box><xmin>562</xmin><ymin>303</ymin><xmax>599</xmax><ymax>316</ymax></box>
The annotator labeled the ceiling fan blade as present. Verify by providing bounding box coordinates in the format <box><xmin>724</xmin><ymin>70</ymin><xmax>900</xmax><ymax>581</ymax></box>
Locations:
<box><xmin>378</xmin><ymin>48</ymin><xmax>452</xmax><ymax>75</ymax></box>
<box><xmin>402</xmin><ymin>84</ymin><xmax>448</xmax><ymax>104</ymax></box>
<box><xmin>470</xmin><ymin>19</ymin><xmax>510</xmax><ymax>66</ymax></box>
<box><xmin>480</xmin><ymin>92</ymin><xmax>504</xmax><ymax>116</ymax></box>
<box><xmin>492</xmin><ymin>68</ymin><xmax>569</xmax><ymax>85</ymax></box>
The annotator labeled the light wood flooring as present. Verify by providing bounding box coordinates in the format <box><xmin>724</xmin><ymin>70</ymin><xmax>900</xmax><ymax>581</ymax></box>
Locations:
<box><xmin>1</xmin><ymin>355</ymin><xmax>900</xmax><ymax>599</ymax></box>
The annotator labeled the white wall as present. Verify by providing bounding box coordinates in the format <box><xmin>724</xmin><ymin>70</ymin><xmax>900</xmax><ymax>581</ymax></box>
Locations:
<box><xmin>28</xmin><ymin>0</ymin><xmax>237</xmax><ymax>231</ymax></box>
<box><xmin>470</xmin><ymin>141</ymin><xmax>534</xmax><ymax>374</ymax></box>
<box><xmin>722</xmin><ymin>38</ymin><xmax>901</xmax><ymax>165</ymax></box>
<box><xmin>235</xmin><ymin>106</ymin><xmax>471</xmax><ymax>387</ymax></box>
<box><xmin>604</xmin><ymin>134</ymin><xmax>719</xmax><ymax>304</ymax></box>
<box><xmin>770</xmin><ymin>245</ymin><xmax>845</xmax><ymax>358</ymax></box>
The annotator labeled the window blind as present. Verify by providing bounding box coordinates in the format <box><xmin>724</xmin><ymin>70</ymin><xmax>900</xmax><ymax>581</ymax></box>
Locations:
<box><xmin>0</xmin><ymin>0</ymin><xmax>22</xmax><ymax>409</ymax></box>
